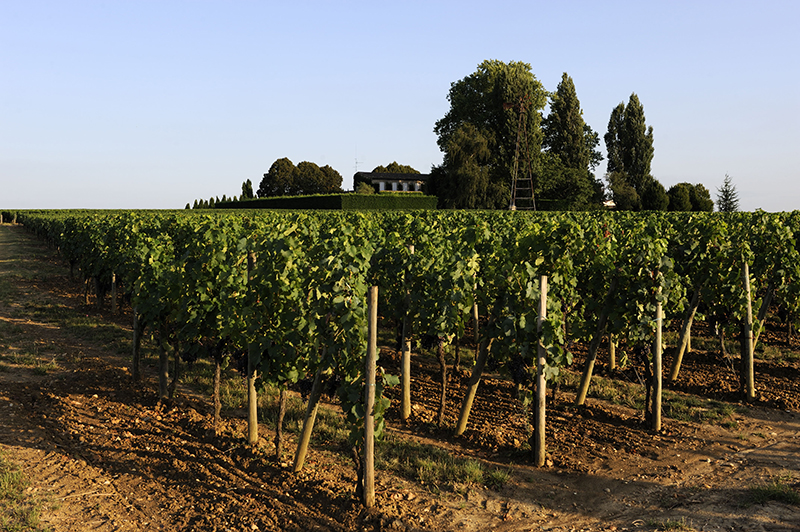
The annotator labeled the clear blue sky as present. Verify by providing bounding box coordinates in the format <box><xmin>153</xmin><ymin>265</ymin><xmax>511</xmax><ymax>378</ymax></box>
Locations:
<box><xmin>2</xmin><ymin>0</ymin><xmax>798</xmax><ymax>211</ymax></box>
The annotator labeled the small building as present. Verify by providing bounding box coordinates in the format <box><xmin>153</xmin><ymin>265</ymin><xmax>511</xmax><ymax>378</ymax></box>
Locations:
<box><xmin>353</xmin><ymin>172</ymin><xmax>429</xmax><ymax>193</ymax></box>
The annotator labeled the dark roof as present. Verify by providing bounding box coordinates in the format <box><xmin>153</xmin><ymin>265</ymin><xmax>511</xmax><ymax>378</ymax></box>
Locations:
<box><xmin>355</xmin><ymin>171</ymin><xmax>429</xmax><ymax>182</ymax></box>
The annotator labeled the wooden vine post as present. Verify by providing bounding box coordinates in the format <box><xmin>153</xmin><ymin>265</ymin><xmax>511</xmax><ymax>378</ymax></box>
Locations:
<box><xmin>741</xmin><ymin>260</ymin><xmax>755</xmax><ymax>400</ymax></box>
<box><xmin>607</xmin><ymin>334</ymin><xmax>616</xmax><ymax>372</ymax></box>
<box><xmin>363</xmin><ymin>285</ymin><xmax>378</xmax><ymax>508</ymax></box>
<box><xmin>534</xmin><ymin>275</ymin><xmax>547</xmax><ymax>467</ymax></box>
<box><xmin>246</xmin><ymin>251</ymin><xmax>259</xmax><ymax>445</ymax></box>
<box><xmin>132</xmin><ymin>307</ymin><xmax>143</xmax><ymax>382</ymax></box>
<box><xmin>111</xmin><ymin>272</ymin><xmax>117</xmax><ymax>315</ymax></box>
<box><xmin>401</xmin><ymin>245</ymin><xmax>414</xmax><ymax>421</ymax></box>
<box><xmin>652</xmin><ymin>294</ymin><xmax>663</xmax><ymax>432</ymax></box>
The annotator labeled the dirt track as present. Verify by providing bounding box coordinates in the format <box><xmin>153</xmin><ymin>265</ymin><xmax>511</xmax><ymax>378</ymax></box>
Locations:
<box><xmin>2</xmin><ymin>223</ymin><xmax>800</xmax><ymax>531</ymax></box>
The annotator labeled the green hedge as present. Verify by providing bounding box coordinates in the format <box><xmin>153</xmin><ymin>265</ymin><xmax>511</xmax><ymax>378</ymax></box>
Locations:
<box><xmin>216</xmin><ymin>193</ymin><xmax>437</xmax><ymax>210</ymax></box>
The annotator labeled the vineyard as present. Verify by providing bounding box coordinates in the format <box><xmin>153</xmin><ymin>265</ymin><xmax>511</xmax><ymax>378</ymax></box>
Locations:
<box><xmin>2</xmin><ymin>209</ymin><xmax>800</xmax><ymax>530</ymax></box>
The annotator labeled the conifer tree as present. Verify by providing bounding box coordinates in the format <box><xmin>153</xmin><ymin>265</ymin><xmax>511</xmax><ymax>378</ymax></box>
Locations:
<box><xmin>716</xmin><ymin>174</ymin><xmax>740</xmax><ymax>212</ymax></box>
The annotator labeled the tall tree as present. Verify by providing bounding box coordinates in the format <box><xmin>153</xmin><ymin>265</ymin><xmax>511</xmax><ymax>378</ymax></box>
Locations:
<box><xmin>540</xmin><ymin>73</ymin><xmax>604</xmax><ymax>209</ymax></box>
<box><xmin>432</xmin><ymin>60</ymin><xmax>547</xmax><ymax>209</ymax></box>
<box><xmin>241</xmin><ymin>179</ymin><xmax>254</xmax><ymax>200</ymax></box>
<box><xmin>716</xmin><ymin>174</ymin><xmax>740</xmax><ymax>212</ymax></box>
<box><xmin>604</xmin><ymin>93</ymin><xmax>658</xmax><ymax>210</ymax></box>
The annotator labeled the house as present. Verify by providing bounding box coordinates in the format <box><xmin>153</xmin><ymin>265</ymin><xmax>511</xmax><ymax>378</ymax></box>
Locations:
<box><xmin>353</xmin><ymin>172</ymin><xmax>429</xmax><ymax>193</ymax></box>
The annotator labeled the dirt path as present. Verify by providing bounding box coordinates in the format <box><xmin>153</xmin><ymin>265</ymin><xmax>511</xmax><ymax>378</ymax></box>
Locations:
<box><xmin>1</xmin><ymin>223</ymin><xmax>800</xmax><ymax>531</ymax></box>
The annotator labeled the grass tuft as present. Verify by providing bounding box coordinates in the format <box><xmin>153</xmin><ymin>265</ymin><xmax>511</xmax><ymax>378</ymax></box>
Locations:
<box><xmin>749</xmin><ymin>477</ymin><xmax>800</xmax><ymax>506</ymax></box>
<box><xmin>0</xmin><ymin>451</ymin><xmax>52</xmax><ymax>532</ymax></box>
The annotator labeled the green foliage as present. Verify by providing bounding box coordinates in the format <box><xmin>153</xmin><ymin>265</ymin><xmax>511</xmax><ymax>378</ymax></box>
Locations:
<box><xmin>258</xmin><ymin>158</ymin><xmax>343</xmax><ymax>197</ymax></box>
<box><xmin>667</xmin><ymin>183</ymin><xmax>693</xmax><ymax>211</ymax></box>
<box><xmin>241</xmin><ymin>179</ymin><xmax>254</xmax><ymax>200</ymax></box>
<box><xmin>433</xmin><ymin>60</ymin><xmax>548</xmax><ymax>209</ymax></box>
<box><xmin>604</xmin><ymin>94</ymin><xmax>661</xmax><ymax>210</ymax></box>
<box><xmin>354</xmin><ymin>182</ymin><xmax>375</xmax><ymax>194</ymax></box>
<box><xmin>668</xmin><ymin>183</ymin><xmax>714</xmax><ymax>212</ymax></box>
<box><xmin>540</xmin><ymin>73</ymin><xmax>604</xmax><ymax>208</ymax></box>
<box><xmin>641</xmin><ymin>176</ymin><xmax>669</xmax><ymax>211</ymax></box>
<box><xmin>371</xmin><ymin>162</ymin><xmax>420</xmax><ymax>174</ymax></box>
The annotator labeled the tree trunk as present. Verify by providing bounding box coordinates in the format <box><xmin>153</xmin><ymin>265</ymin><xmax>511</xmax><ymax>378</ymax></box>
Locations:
<box><xmin>575</xmin><ymin>278</ymin><xmax>618</xmax><ymax>406</ymax></box>
<box><xmin>158</xmin><ymin>335</ymin><xmax>170</xmax><ymax>401</ymax></box>
<box><xmin>455</xmin><ymin>316</ymin><xmax>495</xmax><ymax>436</ymax></box>
<box><xmin>436</xmin><ymin>338</ymin><xmax>447</xmax><ymax>426</ymax></box>
<box><xmin>274</xmin><ymin>388</ymin><xmax>288</xmax><ymax>461</ymax></box>
<box><xmin>753</xmin><ymin>281</ymin><xmax>774</xmax><ymax>352</ymax></box>
<box><xmin>213</xmin><ymin>353</ymin><xmax>223</xmax><ymax>435</ymax></box>
<box><xmin>293</xmin><ymin>367</ymin><xmax>323</xmax><ymax>472</ymax></box>
<box><xmin>168</xmin><ymin>341</ymin><xmax>180</xmax><ymax>400</ymax></box>
<box><xmin>669</xmin><ymin>285</ymin><xmax>701</xmax><ymax>382</ymax></box>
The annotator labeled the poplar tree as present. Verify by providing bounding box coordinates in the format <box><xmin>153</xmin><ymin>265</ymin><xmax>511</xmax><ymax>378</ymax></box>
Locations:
<box><xmin>604</xmin><ymin>93</ymin><xmax>659</xmax><ymax>210</ymax></box>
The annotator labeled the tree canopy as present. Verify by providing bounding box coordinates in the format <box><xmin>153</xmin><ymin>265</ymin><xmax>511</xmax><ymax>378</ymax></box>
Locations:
<box><xmin>667</xmin><ymin>182</ymin><xmax>714</xmax><ymax>212</ymax></box>
<box><xmin>431</xmin><ymin>60</ymin><xmax>547</xmax><ymax>209</ymax></box>
<box><xmin>371</xmin><ymin>162</ymin><xmax>420</xmax><ymax>174</ymax></box>
<box><xmin>604</xmin><ymin>94</ymin><xmax>662</xmax><ymax>210</ymax></box>
<box><xmin>257</xmin><ymin>158</ymin><xmax>343</xmax><ymax>197</ymax></box>
<box><xmin>540</xmin><ymin>73</ymin><xmax>604</xmax><ymax>209</ymax></box>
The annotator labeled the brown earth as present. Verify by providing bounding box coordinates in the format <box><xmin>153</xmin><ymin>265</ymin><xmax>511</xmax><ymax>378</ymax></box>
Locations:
<box><xmin>1</xmin><ymin>223</ymin><xmax>799</xmax><ymax>532</ymax></box>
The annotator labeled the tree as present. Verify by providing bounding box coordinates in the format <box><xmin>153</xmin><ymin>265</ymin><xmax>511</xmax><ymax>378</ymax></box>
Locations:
<box><xmin>540</xmin><ymin>73</ymin><xmax>604</xmax><ymax>209</ymax></box>
<box><xmin>607</xmin><ymin>172</ymin><xmax>640</xmax><ymax>211</ymax></box>
<box><xmin>433</xmin><ymin>60</ymin><xmax>548</xmax><ymax>209</ymax></box>
<box><xmin>241</xmin><ymin>179</ymin><xmax>255</xmax><ymax>200</ymax></box>
<box><xmin>427</xmin><ymin>123</ymin><xmax>494</xmax><ymax>209</ymax></box>
<box><xmin>257</xmin><ymin>158</ymin><xmax>343</xmax><ymax>197</ymax></box>
<box><xmin>259</xmin><ymin>157</ymin><xmax>296</xmax><ymax>197</ymax></box>
<box><xmin>667</xmin><ymin>183</ymin><xmax>714</xmax><ymax>212</ymax></box>
<box><xmin>372</xmin><ymin>162</ymin><xmax>420</xmax><ymax>174</ymax></box>
<box><xmin>688</xmin><ymin>183</ymin><xmax>714</xmax><ymax>211</ymax></box>
<box><xmin>604</xmin><ymin>93</ymin><xmax>660</xmax><ymax>210</ymax></box>
<box><xmin>640</xmin><ymin>177</ymin><xmax>668</xmax><ymax>211</ymax></box>
<box><xmin>667</xmin><ymin>183</ymin><xmax>692</xmax><ymax>211</ymax></box>
<box><xmin>716</xmin><ymin>174</ymin><xmax>739</xmax><ymax>212</ymax></box>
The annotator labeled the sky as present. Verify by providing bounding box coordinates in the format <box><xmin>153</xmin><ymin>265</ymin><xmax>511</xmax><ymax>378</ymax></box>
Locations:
<box><xmin>2</xmin><ymin>0</ymin><xmax>798</xmax><ymax>211</ymax></box>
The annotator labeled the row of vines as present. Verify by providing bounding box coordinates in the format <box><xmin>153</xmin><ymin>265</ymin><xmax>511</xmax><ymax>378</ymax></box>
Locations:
<box><xmin>5</xmin><ymin>208</ymin><xmax>800</xmax><ymax>505</ymax></box>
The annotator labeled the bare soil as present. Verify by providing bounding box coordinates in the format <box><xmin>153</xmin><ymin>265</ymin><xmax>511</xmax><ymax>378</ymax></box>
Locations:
<box><xmin>1</xmin><ymin>223</ymin><xmax>799</xmax><ymax>532</ymax></box>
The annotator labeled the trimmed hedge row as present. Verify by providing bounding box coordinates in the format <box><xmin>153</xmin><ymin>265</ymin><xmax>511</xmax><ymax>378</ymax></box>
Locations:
<box><xmin>216</xmin><ymin>193</ymin><xmax>437</xmax><ymax>210</ymax></box>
